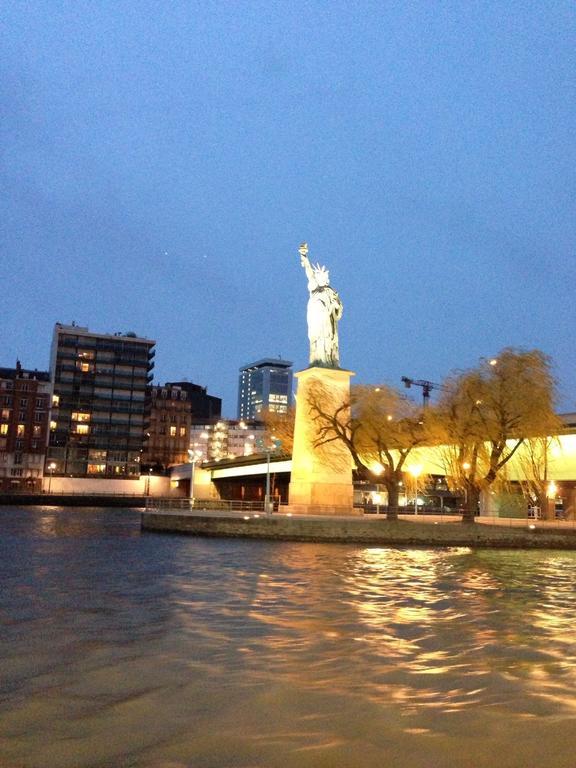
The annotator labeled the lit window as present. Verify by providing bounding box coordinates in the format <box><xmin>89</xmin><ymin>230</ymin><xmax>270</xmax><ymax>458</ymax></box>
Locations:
<box><xmin>0</xmin><ymin>424</ymin><xmax>8</xmax><ymax>435</ymax></box>
<box><xmin>52</xmin><ymin>394</ymin><xmax>60</xmax><ymax>406</ymax></box>
<box><xmin>1</xmin><ymin>409</ymin><xmax>9</xmax><ymax>420</ymax></box>
<box><xmin>72</xmin><ymin>412</ymin><xmax>91</xmax><ymax>422</ymax></box>
<box><xmin>33</xmin><ymin>425</ymin><xmax>41</xmax><ymax>436</ymax></box>
<box><xmin>50</xmin><ymin>421</ymin><xmax>57</xmax><ymax>431</ymax></box>
<box><xmin>180</xmin><ymin>427</ymin><xmax>186</xmax><ymax>437</ymax></box>
<box><xmin>87</xmin><ymin>464</ymin><xmax>106</xmax><ymax>474</ymax></box>
<box><xmin>17</xmin><ymin>424</ymin><xmax>25</xmax><ymax>436</ymax></box>
<box><xmin>170</xmin><ymin>426</ymin><xmax>177</xmax><ymax>437</ymax></box>
<box><xmin>75</xmin><ymin>424</ymin><xmax>89</xmax><ymax>435</ymax></box>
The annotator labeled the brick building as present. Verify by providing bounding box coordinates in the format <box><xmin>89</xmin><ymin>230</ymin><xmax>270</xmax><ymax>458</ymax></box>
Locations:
<box><xmin>0</xmin><ymin>363</ymin><xmax>51</xmax><ymax>491</ymax></box>
<box><xmin>142</xmin><ymin>381</ymin><xmax>222</xmax><ymax>470</ymax></box>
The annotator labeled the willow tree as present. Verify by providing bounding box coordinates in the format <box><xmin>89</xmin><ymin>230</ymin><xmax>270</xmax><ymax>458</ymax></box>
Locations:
<box><xmin>307</xmin><ymin>382</ymin><xmax>432</xmax><ymax>520</ymax></box>
<box><xmin>516</xmin><ymin>436</ymin><xmax>562</xmax><ymax>519</ymax></box>
<box><xmin>435</xmin><ymin>349</ymin><xmax>558</xmax><ymax>524</ymax></box>
<box><xmin>260</xmin><ymin>406</ymin><xmax>296</xmax><ymax>455</ymax></box>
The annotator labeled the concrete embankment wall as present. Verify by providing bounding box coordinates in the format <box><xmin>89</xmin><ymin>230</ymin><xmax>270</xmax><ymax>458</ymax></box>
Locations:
<box><xmin>141</xmin><ymin>513</ymin><xmax>576</xmax><ymax>549</ymax></box>
<box><xmin>0</xmin><ymin>494</ymin><xmax>147</xmax><ymax>508</ymax></box>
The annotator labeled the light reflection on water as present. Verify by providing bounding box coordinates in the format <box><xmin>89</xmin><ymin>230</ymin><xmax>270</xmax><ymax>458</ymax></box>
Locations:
<box><xmin>2</xmin><ymin>507</ymin><xmax>576</xmax><ymax>768</ymax></box>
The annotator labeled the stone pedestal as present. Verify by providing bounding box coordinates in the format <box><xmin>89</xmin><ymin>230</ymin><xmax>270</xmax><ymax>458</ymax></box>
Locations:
<box><xmin>288</xmin><ymin>366</ymin><xmax>357</xmax><ymax>515</ymax></box>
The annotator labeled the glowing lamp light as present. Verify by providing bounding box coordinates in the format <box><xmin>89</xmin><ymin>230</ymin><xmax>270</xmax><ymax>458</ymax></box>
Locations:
<box><xmin>408</xmin><ymin>464</ymin><xmax>423</xmax><ymax>516</ymax></box>
<box><xmin>546</xmin><ymin>481</ymin><xmax>558</xmax><ymax>499</ymax></box>
<box><xmin>370</xmin><ymin>462</ymin><xmax>384</xmax><ymax>476</ymax></box>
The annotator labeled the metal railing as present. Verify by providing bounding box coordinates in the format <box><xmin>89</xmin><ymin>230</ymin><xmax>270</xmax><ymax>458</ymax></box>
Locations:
<box><xmin>145</xmin><ymin>497</ymin><xmax>280</xmax><ymax>513</ymax></box>
<box><xmin>356</xmin><ymin>504</ymin><xmax>576</xmax><ymax>528</ymax></box>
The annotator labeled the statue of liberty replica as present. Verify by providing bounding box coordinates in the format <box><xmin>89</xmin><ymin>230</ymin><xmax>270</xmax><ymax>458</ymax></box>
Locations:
<box><xmin>298</xmin><ymin>242</ymin><xmax>343</xmax><ymax>368</ymax></box>
<box><xmin>289</xmin><ymin>242</ymin><xmax>356</xmax><ymax>515</ymax></box>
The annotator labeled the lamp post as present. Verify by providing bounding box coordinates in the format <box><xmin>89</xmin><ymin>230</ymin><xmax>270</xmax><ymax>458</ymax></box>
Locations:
<box><xmin>188</xmin><ymin>448</ymin><xmax>203</xmax><ymax>506</ymax></box>
<box><xmin>47</xmin><ymin>462</ymin><xmax>56</xmax><ymax>493</ymax></box>
<box><xmin>257</xmin><ymin>436</ymin><xmax>282</xmax><ymax>515</ymax></box>
<box><xmin>265</xmin><ymin>447</ymin><xmax>273</xmax><ymax>516</ymax></box>
<box><xmin>462</xmin><ymin>462</ymin><xmax>471</xmax><ymax>508</ymax></box>
<box><xmin>408</xmin><ymin>464</ymin><xmax>423</xmax><ymax>515</ymax></box>
<box><xmin>145</xmin><ymin>467</ymin><xmax>152</xmax><ymax>496</ymax></box>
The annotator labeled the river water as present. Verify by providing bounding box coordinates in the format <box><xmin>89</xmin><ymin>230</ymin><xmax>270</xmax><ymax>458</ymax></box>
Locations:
<box><xmin>2</xmin><ymin>506</ymin><xmax>576</xmax><ymax>768</ymax></box>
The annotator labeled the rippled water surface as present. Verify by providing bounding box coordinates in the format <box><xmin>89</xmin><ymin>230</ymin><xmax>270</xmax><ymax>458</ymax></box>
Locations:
<box><xmin>2</xmin><ymin>507</ymin><xmax>576</xmax><ymax>768</ymax></box>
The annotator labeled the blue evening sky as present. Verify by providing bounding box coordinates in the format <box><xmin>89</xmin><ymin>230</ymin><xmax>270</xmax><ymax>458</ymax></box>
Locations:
<box><xmin>2</xmin><ymin>1</ymin><xmax>575</xmax><ymax>415</ymax></box>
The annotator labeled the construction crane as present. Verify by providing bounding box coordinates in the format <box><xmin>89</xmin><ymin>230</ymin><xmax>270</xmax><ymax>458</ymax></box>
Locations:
<box><xmin>401</xmin><ymin>377</ymin><xmax>442</xmax><ymax>408</ymax></box>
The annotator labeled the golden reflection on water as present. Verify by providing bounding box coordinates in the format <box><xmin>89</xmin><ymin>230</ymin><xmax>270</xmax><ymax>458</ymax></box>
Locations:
<box><xmin>4</xmin><ymin>508</ymin><xmax>576</xmax><ymax>768</ymax></box>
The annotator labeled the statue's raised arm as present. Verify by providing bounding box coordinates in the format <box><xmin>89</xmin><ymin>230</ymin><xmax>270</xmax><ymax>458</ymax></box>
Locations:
<box><xmin>298</xmin><ymin>242</ymin><xmax>343</xmax><ymax>369</ymax></box>
<box><xmin>299</xmin><ymin>242</ymin><xmax>315</xmax><ymax>283</ymax></box>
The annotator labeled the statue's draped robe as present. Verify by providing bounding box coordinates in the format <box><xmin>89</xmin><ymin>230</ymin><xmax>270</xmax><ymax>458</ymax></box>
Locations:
<box><xmin>306</xmin><ymin>280</ymin><xmax>343</xmax><ymax>367</ymax></box>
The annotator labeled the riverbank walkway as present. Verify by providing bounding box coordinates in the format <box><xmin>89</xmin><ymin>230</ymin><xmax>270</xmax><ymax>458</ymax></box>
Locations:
<box><xmin>141</xmin><ymin>501</ymin><xmax>576</xmax><ymax>549</ymax></box>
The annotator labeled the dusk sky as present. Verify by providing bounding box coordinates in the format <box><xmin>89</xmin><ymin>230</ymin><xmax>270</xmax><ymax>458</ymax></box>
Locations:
<box><xmin>2</xmin><ymin>1</ymin><xmax>575</xmax><ymax>415</ymax></box>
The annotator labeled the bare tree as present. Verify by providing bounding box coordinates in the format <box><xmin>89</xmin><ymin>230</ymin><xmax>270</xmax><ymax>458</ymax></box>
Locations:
<box><xmin>307</xmin><ymin>382</ymin><xmax>433</xmax><ymax>520</ymax></box>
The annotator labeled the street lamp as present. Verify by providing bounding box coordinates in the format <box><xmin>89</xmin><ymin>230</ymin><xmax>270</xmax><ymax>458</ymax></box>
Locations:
<box><xmin>47</xmin><ymin>462</ymin><xmax>56</xmax><ymax>493</ymax></box>
<box><xmin>256</xmin><ymin>435</ymin><xmax>282</xmax><ymax>515</ymax></box>
<box><xmin>462</xmin><ymin>462</ymin><xmax>471</xmax><ymax>507</ymax></box>
<box><xmin>408</xmin><ymin>464</ymin><xmax>423</xmax><ymax>515</ymax></box>
<box><xmin>188</xmin><ymin>448</ymin><xmax>203</xmax><ymax>506</ymax></box>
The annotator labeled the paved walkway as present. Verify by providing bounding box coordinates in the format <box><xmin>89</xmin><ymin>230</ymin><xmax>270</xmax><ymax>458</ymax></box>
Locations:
<box><xmin>144</xmin><ymin>505</ymin><xmax>576</xmax><ymax>530</ymax></box>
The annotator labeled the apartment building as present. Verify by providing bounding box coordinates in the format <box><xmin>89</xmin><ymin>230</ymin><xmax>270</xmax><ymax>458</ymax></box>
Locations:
<box><xmin>47</xmin><ymin>324</ymin><xmax>155</xmax><ymax>478</ymax></box>
<box><xmin>0</xmin><ymin>363</ymin><xmax>51</xmax><ymax>491</ymax></box>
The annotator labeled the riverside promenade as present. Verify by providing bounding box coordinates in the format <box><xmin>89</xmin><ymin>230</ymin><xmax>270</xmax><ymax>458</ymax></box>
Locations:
<box><xmin>141</xmin><ymin>505</ymin><xmax>576</xmax><ymax>549</ymax></box>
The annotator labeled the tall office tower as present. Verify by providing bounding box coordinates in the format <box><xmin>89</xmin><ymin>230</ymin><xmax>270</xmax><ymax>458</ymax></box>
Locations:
<box><xmin>47</xmin><ymin>324</ymin><xmax>155</xmax><ymax>478</ymax></box>
<box><xmin>237</xmin><ymin>358</ymin><xmax>293</xmax><ymax>420</ymax></box>
<box><xmin>0</xmin><ymin>362</ymin><xmax>51</xmax><ymax>492</ymax></box>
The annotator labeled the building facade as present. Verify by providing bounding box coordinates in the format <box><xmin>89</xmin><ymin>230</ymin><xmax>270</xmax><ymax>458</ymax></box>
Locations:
<box><xmin>0</xmin><ymin>363</ymin><xmax>51</xmax><ymax>491</ymax></box>
<box><xmin>142</xmin><ymin>381</ymin><xmax>222</xmax><ymax>471</ymax></box>
<box><xmin>47</xmin><ymin>324</ymin><xmax>155</xmax><ymax>478</ymax></box>
<box><xmin>190</xmin><ymin>419</ymin><xmax>266</xmax><ymax>463</ymax></box>
<box><xmin>167</xmin><ymin>381</ymin><xmax>221</xmax><ymax>421</ymax></box>
<box><xmin>237</xmin><ymin>358</ymin><xmax>293</xmax><ymax>420</ymax></box>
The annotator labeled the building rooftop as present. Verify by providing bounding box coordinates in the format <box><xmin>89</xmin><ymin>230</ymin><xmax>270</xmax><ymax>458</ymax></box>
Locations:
<box><xmin>54</xmin><ymin>323</ymin><xmax>155</xmax><ymax>345</ymax></box>
<box><xmin>239</xmin><ymin>358</ymin><xmax>293</xmax><ymax>371</ymax></box>
<box><xmin>0</xmin><ymin>365</ymin><xmax>50</xmax><ymax>382</ymax></box>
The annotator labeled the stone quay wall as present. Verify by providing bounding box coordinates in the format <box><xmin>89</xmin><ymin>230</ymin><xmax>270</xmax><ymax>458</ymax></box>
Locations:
<box><xmin>141</xmin><ymin>512</ymin><xmax>576</xmax><ymax>549</ymax></box>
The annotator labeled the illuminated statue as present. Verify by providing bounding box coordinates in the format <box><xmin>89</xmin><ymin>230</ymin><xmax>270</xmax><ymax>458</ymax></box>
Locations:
<box><xmin>299</xmin><ymin>242</ymin><xmax>343</xmax><ymax>368</ymax></box>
